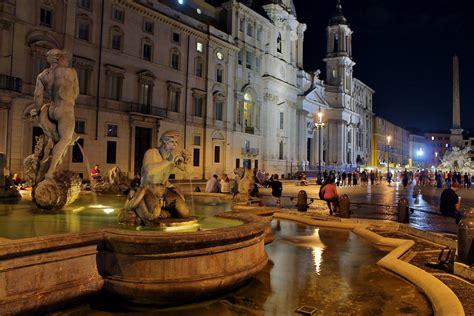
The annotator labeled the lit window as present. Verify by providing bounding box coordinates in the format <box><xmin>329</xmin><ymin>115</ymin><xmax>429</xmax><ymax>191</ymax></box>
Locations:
<box><xmin>107</xmin><ymin>124</ymin><xmax>118</xmax><ymax>137</ymax></box>
<box><xmin>196</xmin><ymin>42</ymin><xmax>203</xmax><ymax>52</ymax></box>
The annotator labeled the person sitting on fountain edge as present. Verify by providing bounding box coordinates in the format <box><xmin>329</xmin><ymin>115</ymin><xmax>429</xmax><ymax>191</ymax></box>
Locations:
<box><xmin>439</xmin><ymin>182</ymin><xmax>462</xmax><ymax>224</ymax></box>
<box><xmin>90</xmin><ymin>164</ymin><xmax>102</xmax><ymax>182</ymax></box>
<box><xmin>320</xmin><ymin>177</ymin><xmax>339</xmax><ymax>215</ymax></box>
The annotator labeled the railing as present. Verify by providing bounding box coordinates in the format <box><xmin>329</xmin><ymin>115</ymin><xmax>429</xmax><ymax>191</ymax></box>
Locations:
<box><xmin>0</xmin><ymin>74</ymin><xmax>22</xmax><ymax>93</ymax></box>
<box><xmin>242</xmin><ymin>147</ymin><xmax>259</xmax><ymax>156</ymax></box>
<box><xmin>244</xmin><ymin>126</ymin><xmax>254</xmax><ymax>134</ymax></box>
<box><xmin>128</xmin><ymin>102</ymin><xmax>167</xmax><ymax>117</ymax></box>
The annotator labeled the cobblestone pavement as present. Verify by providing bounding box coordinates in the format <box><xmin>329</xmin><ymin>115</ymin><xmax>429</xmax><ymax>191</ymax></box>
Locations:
<box><xmin>256</xmin><ymin>180</ymin><xmax>473</xmax><ymax>235</ymax></box>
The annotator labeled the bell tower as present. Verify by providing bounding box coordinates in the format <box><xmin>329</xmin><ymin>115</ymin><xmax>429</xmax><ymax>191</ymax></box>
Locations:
<box><xmin>324</xmin><ymin>0</ymin><xmax>355</xmax><ymax>89</ymax></box>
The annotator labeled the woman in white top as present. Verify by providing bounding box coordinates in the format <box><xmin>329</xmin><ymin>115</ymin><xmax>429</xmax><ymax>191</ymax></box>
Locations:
<box><xmin>220</xmin><ymin>173</ymin><xmax>231</xmax><ymax>193</ymax></box>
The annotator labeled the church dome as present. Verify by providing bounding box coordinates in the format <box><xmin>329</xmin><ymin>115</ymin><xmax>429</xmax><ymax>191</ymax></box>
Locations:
<box><xmin>328</xmin><ymin>0</ymin><xmax>347</xmax><ymax>26</ymax></box>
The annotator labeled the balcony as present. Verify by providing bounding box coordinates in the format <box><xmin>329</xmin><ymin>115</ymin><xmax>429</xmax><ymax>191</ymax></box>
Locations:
<box><xmin>244</xmin><ymin>126</ymin><xmax>254</xmax><ymax>134</ymax></box>
<box><xmin>242</xmin><ymin>147</ymin><xmax>259</xmax><ymax>156</ymax></box>
<box><xmin>129</xmin><ymin>103</ymin><xmax>167</xmax><ymax>117</ymax></box>
<box><xmin>0</xmin><ymin>74</ymin><xmax>22</xmax><ymax>93</ymax></box>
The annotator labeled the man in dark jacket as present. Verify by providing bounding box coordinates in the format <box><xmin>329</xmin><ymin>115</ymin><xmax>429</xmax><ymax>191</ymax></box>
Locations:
<box><xmin>270</xmin><ymin>174</ymin><xmax>283</xmax><ymax>207</ymax></box>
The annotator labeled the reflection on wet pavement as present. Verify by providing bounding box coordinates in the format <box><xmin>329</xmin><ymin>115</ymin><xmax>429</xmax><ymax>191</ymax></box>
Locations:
<box><xmin>55</xmin><ymin>220</ymin><xmax>432</xmax><ymax>315</ymax></box>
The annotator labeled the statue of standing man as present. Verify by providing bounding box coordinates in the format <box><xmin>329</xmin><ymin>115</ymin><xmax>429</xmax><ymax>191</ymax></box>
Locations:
<box><xmin>31</xmin><ymin>48</ymin><xmax>79</xmax><ymax>180</ymax></box>
<box><xmin>23</xmin><ymin>48</ymin><xmax>81</xmax><ymax>209</ymax></box>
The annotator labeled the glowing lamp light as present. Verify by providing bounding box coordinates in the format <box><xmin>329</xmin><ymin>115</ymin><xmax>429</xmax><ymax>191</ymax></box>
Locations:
<box><xmin>177</xmin><ymin>0</ymin><xmax>184</xmax><ymax>4</ymax></box>
<box><xmin>417</xmin><ymin>148</ymin><xmax>424</xmax><ymax>156</ymax></box>
<box><xmin>445</xmin><ymin>144</ymin><xmax>449</xmax><ymax>148</ymax></box>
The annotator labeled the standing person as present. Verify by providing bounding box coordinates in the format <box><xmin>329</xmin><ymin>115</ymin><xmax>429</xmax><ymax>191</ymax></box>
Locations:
<box><xmin>270</xmin><ymin>174</ymin><xmax>283</xmax><ymax>207</ymax></box>
<box><xmin>440</xmin><ymin>183</ymin><xmax>462</xmax><ymax>224</ymax></box>
<box><xmin>220</xmin><ymin>173</ymin><xmax>231</xmax><ymax>194</ymax></box>
<box><xmin>402</xmin><ymin>170</ymin><xmax>409</xmax><ymax>189</ymax></box>
<box><xmin>320</xmin><ymin>177</ymin><xmax>339</xmax><ymax>215</ymax></box>
<box><xmin>205</xmin><ymin>174</ymin><xmax>220</xmax><ymax>193</ymax></box>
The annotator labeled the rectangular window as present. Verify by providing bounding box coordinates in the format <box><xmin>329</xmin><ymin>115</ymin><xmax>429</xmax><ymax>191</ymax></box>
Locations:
<box><xmin>193</xmin><ymin>148</ymin><xmax>200</xmax><ymax>167</ymax></box>
<box><xmin>279</xmin><ymin>112</ymin><xmax>284</xmax><ymax>129</ymax></box>
<box><xmin>143</xmin><ymin>20</ymin><xmax>154</xmax><ymax>34</ymax></box>
<box><xmin>108</xmin><ymin>74</ymin><xmax>121</xmax><ymax>100</ymax></box>
<box><xmin>172</xmin><ymin>31</ymin><xmax>180</xmax><ymax>44</ymax></box>
<box><xmin>196</xmin><ymin>60</ymin><xmax>203</xmax><ymax>77</ymax></box>
<box><xmin>111</xmin><ymin>33</ymin><xmax>122</xmax><ymax>50</ymax></box>
<box><xmin>78</xmin><ymin>0</ymin><xmax>91</xmax><ymax>9</ymax></box>
<box><xmin>139</xmin><ymin>83</ymin><xmax>152</xmax><ymax>106</ymax></box>
<box><xmin>112</xmin><ymin>6</ymin><xmax>124</xmax><ymax>23</ymax></box>
<box><xmin>143</xmin><ymin>43</ymin><xmax>152</xmax><ymax>61</ymax></box>
<box><xmin>246</xmin><ymin>51</ymin><xmax>252</xmax><ymax>69</ymax></box>
<box><xmin>40</xmin><ymin>7</ymin><xmax>52</xmax><ymax>27</ymax></box>
<box><xmin>214</xmin><ymin>146</ymin><xmax>221</xmax><ymax>163</ymax></box>
<box><xmin>76</xmin><ymin>67</ymin><xmax>90</xmax><ymax>95</ymax></box>
<box><xmin>78</xmin><ymin>20</ymin><xmax>90</xmax><ymax>41</ymax></box>
<box><xmin>238</xmin><ymin>50</ymin><xmax>243</xmax><ymax>65</ymax></box>
<box><xmin>196</xmin><ymin>42</ymin><xmax>203</xmax><ymax>52</ymax></box>
<box><xmin>72</xmin><ymin>138</ymin><xmax>84</xmax><ymax>163</ymax></box>
<box><xmin>239</xmin><ymin>19</ymin><xmax>244</xmax><ymax>32</ymax></box>
<box><xmin>194</xmin><ymin>135</ymin><xmax>201</xmax><ymax>146</ymax></box>
<box><xmin>171</xmin><ymin>52</ymin><xmax>180</xmax><ymax>70</ymax></box>
<box><xmin>169</xmin><ymin>90</ymin><xmax>180</xmax><ymax>112</ymax></box>
<box><xmin>256</xmin><ymin>56</ymin><xmax>261</xmax><ymax>73</ymax></box>
<box><xmin>106</xmin><ymin>141</ymin><xmax>117</xmax><ymax>164</ymax></box>
<box><xmin>216</xmin><ymin>68</ymin><xmax>223</xmax><ymax>83</ymax></box>
<box><xmin>235</xmin><ymin>158</ymin><xmax>240</xmax><ymax>169</ymax></box>
<box><xmin>75</xmin><ymin>120</ymin><xmax>85</xmax><ymax>134</ymax></box>
<box><xmin>246</xmin><ymin>22</ymin><xmax>253</xmax><ymax>37</ymax></box>
<box><xmin>257</xmin><ymin>28</ymin><xmax>262</xmax><ymax>41</ymax></box>
<box><xmin>215</xmin><ymin>100</ymin><xmax>223</xmax><ymax>121</ymax></box>
<box><xmin>193</xmin><ymin>95</ymin><xmax>203</xmax><ymax>117</ymax></box>
<box><xmin>107</xmin><ymin>124</ymin><xmax>118</xmax><ymax>137</ymax></box>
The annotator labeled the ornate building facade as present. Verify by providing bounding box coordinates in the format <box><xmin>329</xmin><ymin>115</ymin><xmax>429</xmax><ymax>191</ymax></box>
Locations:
<box><xmin>0</xmin><ymin>0</ymin><xmax>374</xmax><ymax>180</ymax></box>
<box><xmin>302</xmin><ymin>2</ymin><xmax>374</xmax><ymax>172</ymax></box>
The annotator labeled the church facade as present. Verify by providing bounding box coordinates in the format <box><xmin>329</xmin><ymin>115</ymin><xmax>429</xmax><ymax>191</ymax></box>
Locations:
<box><xmin>0</xmin><ymin>0</ymin><xmax>374</xmax><ymax>180</ymax></box>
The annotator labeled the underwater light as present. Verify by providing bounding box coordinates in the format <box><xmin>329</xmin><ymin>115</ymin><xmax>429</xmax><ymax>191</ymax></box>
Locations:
<box><xmin>103</xmin><ymin>208</ymin><xmax>115</xmax><ymax>214</ymax></box>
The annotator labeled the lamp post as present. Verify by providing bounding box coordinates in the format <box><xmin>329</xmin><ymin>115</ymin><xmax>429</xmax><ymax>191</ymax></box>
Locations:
<box><xmin>315</xmin><ymin>108</ymin><xmax>325</xmax><ymax>183</ymax></box>
<box><xmin>387</xmin><ymin>136</ymin><xmax>391</xmax><ymax>184</ymax></box>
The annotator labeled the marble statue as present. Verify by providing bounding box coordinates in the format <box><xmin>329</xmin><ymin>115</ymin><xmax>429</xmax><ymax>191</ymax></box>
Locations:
<box><xmin>233</xmin><ymin>167</ymin><xmax>260</xmax><ymax>205</ymax></box>
<box><xmin>92</xmin><ymin>166</ymin><xmax>130</xmax><ymax>194</ymax></box>
<box><xmin>119</xmin><ymin>131</ymin><xmax>192</xmax><ymax>225</ymax></box>
<box><xmin>23</xmin><ymin>49</ymin><xmax>81</xmax><ymax>209</ymax></box>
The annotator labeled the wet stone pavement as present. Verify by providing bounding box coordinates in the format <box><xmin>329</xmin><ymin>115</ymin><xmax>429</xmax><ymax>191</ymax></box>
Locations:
<box><xmin>257</xmin><ymin>180</ymin><xmax>469</xmax><ymax>235</ymax></box>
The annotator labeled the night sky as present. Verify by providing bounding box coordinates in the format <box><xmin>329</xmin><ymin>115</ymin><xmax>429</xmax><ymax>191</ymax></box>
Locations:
<box><xmin>292</xmin><ymin>0</ymin><xmax>474</xmax><ymax>132</ymax></box>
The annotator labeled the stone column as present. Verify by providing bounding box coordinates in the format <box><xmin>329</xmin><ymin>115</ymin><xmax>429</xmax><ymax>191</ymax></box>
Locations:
<box><xmin>450</xmin><ymin>54</ymin><xmax>463</xmax><ymax>147</ymax></box>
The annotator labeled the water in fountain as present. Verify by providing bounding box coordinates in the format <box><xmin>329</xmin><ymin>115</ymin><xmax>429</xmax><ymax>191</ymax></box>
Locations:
<box><xmin>76</xmin><ymin>142</ymin><xmax>98</xmax><ymax>205</ymax></box>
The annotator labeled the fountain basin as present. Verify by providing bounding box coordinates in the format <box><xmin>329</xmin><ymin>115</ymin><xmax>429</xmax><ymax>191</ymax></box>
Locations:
<box><xmin>232</xmin><ymin>204</ymin><xmax>276</xmax><ymax>244</ymax></box>
<box><xmin>100</xmin><ymin>212</ymin><xmax>268</xmax><ymax>305</ymax></box>
<box><xmin>0</xmin><ymin>212</ymin><xmax>267</xmax><ymax>314</ymax></box>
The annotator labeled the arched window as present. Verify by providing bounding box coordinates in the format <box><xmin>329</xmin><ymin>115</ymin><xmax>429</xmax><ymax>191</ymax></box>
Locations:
<box><xmin>216</xmin><ymin>64</ymin><xmax>223</xmax><ymax>83</ymax></box>
<box><xmin>142</xmin><ymin>38</ymin><xmax>153</xmax><ymax>61</ymax></box>
<box><xmin>195</xmin><ymin>57</ymin><xmax>203</xmax><ymax>77</ymax></box>
<box><xmin>277</xmin><ymin>33</ymin><xmax>282</xmax><ymax>53</ymax></box>
<box><xmin>243</xmin><ymin>92</ymin><xmax>253</xmax><ymax>131</ymax></box>
<box><xmin>110</xmin><ymin>26</ymin><xmax>123</xmax><ymax>51</ymax></box>
<box><xmin>170</xmin><ymin>48</ymin><xmax>180</xmax><ymax>70</ymax></box>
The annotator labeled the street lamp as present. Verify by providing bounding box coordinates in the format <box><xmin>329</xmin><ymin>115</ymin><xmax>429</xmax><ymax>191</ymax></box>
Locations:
<box><xmin>315</xmin><ymin>108</ymin><xmax>325</xmax><ymax>183</ymax></box>
<box><xmin>386</xmin><ymin>136</ymin><xmax>391</xmax><ymax>183</ymax></box>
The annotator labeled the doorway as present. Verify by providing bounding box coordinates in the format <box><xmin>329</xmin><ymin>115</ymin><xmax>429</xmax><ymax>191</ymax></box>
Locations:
<box><xmin>134</xmin><ymin>127</ymin><xmax>152</xmax><ymax>175</ymax></box>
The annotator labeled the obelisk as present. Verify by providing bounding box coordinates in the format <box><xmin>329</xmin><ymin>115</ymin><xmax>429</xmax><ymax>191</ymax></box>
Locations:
<box><xmin>450</xmin><ymin>54</ymin><xmax>463</xmax><ymax>148</ymax></box>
